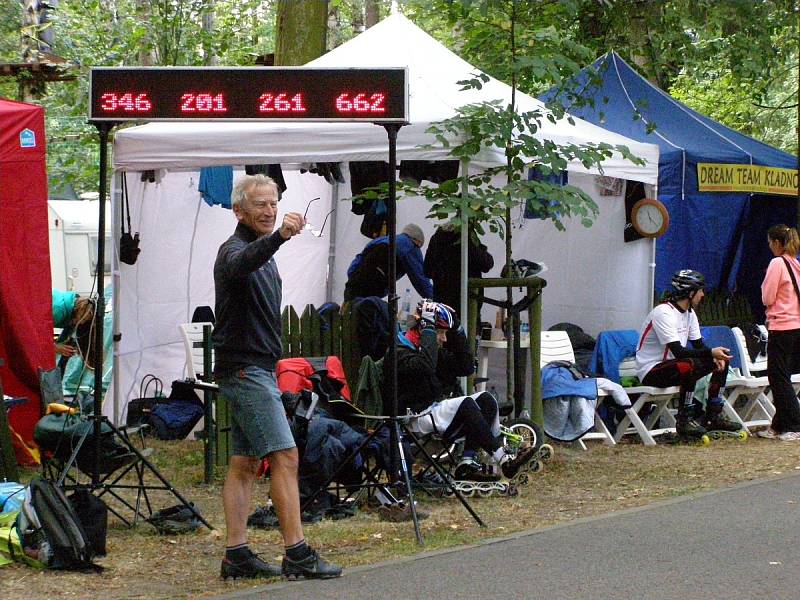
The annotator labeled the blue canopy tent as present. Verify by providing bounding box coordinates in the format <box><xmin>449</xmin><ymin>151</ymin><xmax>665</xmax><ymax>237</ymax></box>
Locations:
<box><xmin>542</xmin><ymin>52</ymin><xmax>797</xmax><ymax>320</ymax></box>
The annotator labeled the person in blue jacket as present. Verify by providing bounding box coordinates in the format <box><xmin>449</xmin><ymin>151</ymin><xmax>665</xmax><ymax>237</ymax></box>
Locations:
<box><xmin>52</xmin><ymin>289</ymin><xmax>95</xmax><ymax>371</ymax></box>
<box><xmin>343</xmin><ymin>223</ymin><xmax>433</xmax><ymax>301</ymax></box>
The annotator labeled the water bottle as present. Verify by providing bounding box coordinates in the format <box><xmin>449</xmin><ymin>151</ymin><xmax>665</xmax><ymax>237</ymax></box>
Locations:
<box><xmin>400</xmin><ymin>288</ymin><xmax>412</xmax><ymax>327</ymax></box>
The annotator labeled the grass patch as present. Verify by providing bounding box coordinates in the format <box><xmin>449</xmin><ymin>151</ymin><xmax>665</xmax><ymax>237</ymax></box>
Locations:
<box><xmin>2</xmin><ymin>435</ymin><xmax>799</xmax><ymax>598</ymax></box>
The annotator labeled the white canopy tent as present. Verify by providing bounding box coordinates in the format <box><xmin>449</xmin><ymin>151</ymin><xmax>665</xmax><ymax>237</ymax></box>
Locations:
<box><xmin>108</xmin><ymin>14</ymin><xmax>659</xmax><ymax>423</ymax></box>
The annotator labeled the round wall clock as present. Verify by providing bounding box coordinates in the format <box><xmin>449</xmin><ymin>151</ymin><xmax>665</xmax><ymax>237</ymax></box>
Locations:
<box><xmin>631</xmin><ymin>198</ymin><xmax>669</xmax><ymax>238</ymax></box>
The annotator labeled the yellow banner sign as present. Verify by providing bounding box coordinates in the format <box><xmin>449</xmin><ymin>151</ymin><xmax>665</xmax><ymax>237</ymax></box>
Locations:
<box><xmin>697</xmin><ymin>163</ymin><xmax>798</xmax><ymax>196</ymax></box>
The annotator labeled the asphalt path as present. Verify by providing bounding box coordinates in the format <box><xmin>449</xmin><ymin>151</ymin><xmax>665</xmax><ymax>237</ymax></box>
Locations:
<box><xmin>218</xmin><ymin>472</ymin><xmax>800</xmax><ymax>599</ymax></box>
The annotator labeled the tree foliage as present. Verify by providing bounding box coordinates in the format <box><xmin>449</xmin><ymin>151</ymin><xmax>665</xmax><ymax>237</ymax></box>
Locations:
<box><xmin>374</xmin><ymin>0</ymin><xmax>641</xmax><ymax>243</ymax></box>
<box><xmin>0</xmin><ymin>0</ymin><xmax>794</xmax><ymax>196</ymax></box>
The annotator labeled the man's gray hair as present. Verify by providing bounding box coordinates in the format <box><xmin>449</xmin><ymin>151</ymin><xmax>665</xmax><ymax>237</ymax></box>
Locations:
<box><xmin>231</xmin><ymin>174</ymin><xmax>278</xmax><ymax>207</ymax></box>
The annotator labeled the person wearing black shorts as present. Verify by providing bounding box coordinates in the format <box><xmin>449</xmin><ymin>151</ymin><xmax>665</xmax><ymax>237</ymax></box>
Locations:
<box><xmin>635</xmin><ymin>270</ymin><xmax>742</xmax><ymax>437</ymax></box>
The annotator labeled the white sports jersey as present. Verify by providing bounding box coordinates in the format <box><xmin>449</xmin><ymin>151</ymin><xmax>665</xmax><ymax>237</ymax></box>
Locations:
<box><xmin>635</xmin><ymin>302</ymin><xmax>701</xmax><ymax>380</ymax></box>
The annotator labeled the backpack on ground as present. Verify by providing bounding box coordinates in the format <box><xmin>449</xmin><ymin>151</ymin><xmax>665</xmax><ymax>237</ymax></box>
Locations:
<box><xmin>14</xmin><ymin>477</ymin><xmax>101</xmax><ymax>571</ymax></box>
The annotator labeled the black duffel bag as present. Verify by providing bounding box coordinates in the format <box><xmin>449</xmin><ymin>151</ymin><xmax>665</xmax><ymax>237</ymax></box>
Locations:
<box><xmin>147</xmin><ymin>379</ymin><xmax>204</xmax><ymax>441</ymax></box>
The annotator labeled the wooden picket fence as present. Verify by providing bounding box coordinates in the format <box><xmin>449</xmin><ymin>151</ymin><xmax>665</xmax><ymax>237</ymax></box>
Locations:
<box><xmin>213</xmin><ymin>303</ymin><xmax>362</xmax><ymax>469</ymax></box>
<box><xmin>280</xmin><ymin>304</ymin><xmax>362</xmax><ymax>393</ymax></box>
<box><xmin>691</xmin><ymin>290</ymin><xmax>753</xmax><ymax>327</ymax></box>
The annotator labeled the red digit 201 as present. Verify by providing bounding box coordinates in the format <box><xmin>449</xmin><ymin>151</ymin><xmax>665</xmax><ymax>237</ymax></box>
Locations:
<box><xmin>180</xmin><ymin>92</ymin><xmax>228</xmax><ymax>113</ymax></box>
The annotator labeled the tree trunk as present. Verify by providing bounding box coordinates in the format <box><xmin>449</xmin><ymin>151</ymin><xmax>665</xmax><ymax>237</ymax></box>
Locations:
<box><xmin>202</xmin><ymin>0</ymin><xmax>218</xmax><ymax>66</ymax></box>
<box><xmin>365</xmin><ymin>0</ymin><xmax>381</xmax><ymax>28</ymax></box>
<box><xmin>135</xmin><ymin>0</ymin><xmax>154</xmax><ymax>65</ymax></box>
<box><xmin>20</xmin><ymin>0</ymin><xmax>39</xmax><ymax>63</ymax></box>
<box><xmin>274</xmin><ymin>0</ymin><xmax>328</xmax><ymax>66</ymax></box>
<box><xmin>626</xmin><ymin>0</ymin><xmax>663</xmax><ymax>87</ymax></box>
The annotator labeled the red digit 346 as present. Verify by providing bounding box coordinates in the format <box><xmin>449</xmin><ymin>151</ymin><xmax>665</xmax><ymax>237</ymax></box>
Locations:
<box><xmin>99</xmin><ymin>92</ymin><xmax>152</xmax><ymax>112</ymax></box>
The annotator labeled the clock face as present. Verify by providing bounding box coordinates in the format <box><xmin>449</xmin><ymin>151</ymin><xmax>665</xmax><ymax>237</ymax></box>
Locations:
<box><xmin>632</xmin><ymin>198</ymin><xmax>669</xmax><ymax>238</ymax></box>
<box><xmin>636</xmin><ymin>204</ymin><xmax>664</xmax><ymax>234</ymax></box>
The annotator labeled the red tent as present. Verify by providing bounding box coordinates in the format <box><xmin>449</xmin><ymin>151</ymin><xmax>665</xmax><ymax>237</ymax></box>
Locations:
<box><xmin>0</xmin><ymin>97</ymin><xmax>54</xmax><ymax>461</ymax></box>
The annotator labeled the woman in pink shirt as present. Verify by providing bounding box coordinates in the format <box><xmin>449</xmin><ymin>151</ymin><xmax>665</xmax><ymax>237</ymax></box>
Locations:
<box><xmin>759</xmin><ymin>224</ymin><xmax>800</xmax><ymax>440</ymax></box>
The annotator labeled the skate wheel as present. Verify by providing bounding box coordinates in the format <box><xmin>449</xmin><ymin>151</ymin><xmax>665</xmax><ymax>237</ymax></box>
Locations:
<box><xmin>506</xmin><ymin>484</ymin><xmax>519</xmax><ymax>497</ymax></box>
<box><xmin>443</xmin><ymin>488</ymin><xmax>455</xmax><ymax>498</ymax></box>
<box><xmin>515</xmin><ymin>472</ymin><xmax>530</xmax><ymax>486</ymax></box>
<box><xmin>477</xmin><ymin>484</ymin><xmax>493</xmax><ymax>498</ymax></box>
<box><xmin>700</xmin><ymin>434</ymin><xmax>711</xmax><ymax>446</ymax></box>
<box><xmin>738</xmin><ymin>430</ymin><xmax>748</xmax><ymax>441</ymax></box>
<box><xmin>538</xmin><ymin>444</ymin><xmax>554</xmax><ymax>461</ymax></box>
<box><xmin>528</xmin><ymin>460</ymin><xmax>543</xmax><ymax>473</ymax></box>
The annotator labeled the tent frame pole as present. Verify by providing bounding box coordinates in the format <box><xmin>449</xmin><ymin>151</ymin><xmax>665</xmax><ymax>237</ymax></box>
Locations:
<box><xmin>50</xmin><ymin>121</ymin><xmax>211</xmax><ymax>531</ymax></box>
<box><xmin>459</xmin><ymin>158</ymin><xmax>470</xmax><ymax>393</ymax></box>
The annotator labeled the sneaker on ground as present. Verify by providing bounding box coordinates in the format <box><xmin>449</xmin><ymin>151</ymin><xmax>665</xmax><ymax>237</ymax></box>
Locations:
<box><xmin>501</xmin><ymin>446</ymin><xmax>536</xmax><ymax>479</ymax></box>
<box><xmin>378</xmin><ymin>502</ymin><xmax>429</xmax><ymax>523</ymax></box>
<box><xmin>756</xmin><ymin>428</ymin><xmax>779</xmax><ymax>439</ymax></box>
<box><xmin>221</xmin><ymin>550</ymin><xmax>282</xmax><ymax>580</ymax></box>
<box><xmin>281</xmin><ymin>548</ymin><xmax>342</xmax><ymax>580</ymax></box>
<box><xmin>779</xmin><ymin>431</ymin><xmax>800</xmax><ymax>441</ymax></box>
<box><xmin>454</xmin><ymin>458</ymin><xmax>501</xmax><ymax>482</ymax></box>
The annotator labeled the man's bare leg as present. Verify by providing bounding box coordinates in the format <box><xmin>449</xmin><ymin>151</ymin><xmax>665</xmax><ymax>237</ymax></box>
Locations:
<box><xmin>267</xmin><ymin>447</ymin><xmax>303</xmax><ymax>546</ymax></box>
<box><xmin>222</xmin><ymin>455</ymin><xmax>259</xmax><ymax>546</ymax></box>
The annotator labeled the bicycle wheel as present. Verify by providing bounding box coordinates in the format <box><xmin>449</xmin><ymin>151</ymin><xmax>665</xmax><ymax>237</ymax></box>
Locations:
<box><xmin>504</xmin><ymin>418</ymin><xmax>544</xmax><ymax>453</ymax></box>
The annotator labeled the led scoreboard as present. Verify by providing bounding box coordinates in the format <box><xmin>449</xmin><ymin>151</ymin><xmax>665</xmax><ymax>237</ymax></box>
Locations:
<box><xmin>89</xmin><ymin>67</ymin><xmax>408</xmax><ymax>122</ymax></box>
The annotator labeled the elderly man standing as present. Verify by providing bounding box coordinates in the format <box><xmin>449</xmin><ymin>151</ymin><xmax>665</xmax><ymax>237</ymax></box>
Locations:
<box><xmin>214</xmin><ymin>174</ymin><xmax>341</xmax><ymax>580</ymax></box>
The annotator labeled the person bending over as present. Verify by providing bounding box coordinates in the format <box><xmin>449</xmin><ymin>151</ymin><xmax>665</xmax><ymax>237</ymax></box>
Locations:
<box><xmin>344</xmin><ymin>223</ymin><xmax>432</xmax><ymax>302</ymax></box>
<box><xmin>385</xmin><ymin>300</ymin><xmax>534</xmax><ymax>481</ymax></box>
<box><xmin>213</xmin><ymin>174</ymin><xmax>341</xmax><ymax>580</ymax></box>
<box><xmin>635</xmin><ymin>269</ymin><xmax>741</xmax><ymax>437</ymax></box>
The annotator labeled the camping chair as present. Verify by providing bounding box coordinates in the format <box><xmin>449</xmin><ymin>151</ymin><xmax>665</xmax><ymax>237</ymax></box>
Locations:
<box><xmin>36</xmin><ymin>367</ymin><xmax>156</xmax><ymax>527</ymax></box>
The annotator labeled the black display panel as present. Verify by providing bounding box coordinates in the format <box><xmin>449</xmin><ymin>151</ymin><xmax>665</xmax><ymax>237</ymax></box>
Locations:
<box><xmin>89</xmin><ymin>67</ymin><xmax>408</xmax><ymax>122</ymax></box>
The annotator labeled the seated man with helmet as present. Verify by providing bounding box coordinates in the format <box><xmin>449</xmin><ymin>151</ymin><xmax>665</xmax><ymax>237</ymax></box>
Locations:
<box><xmin>383</xmin><ymin>300</ymin><xmax>535</xmax><ymax>481</ymax></box>
<box><xmin>635</xmin><ymin>269</ymin><xmax>742</xmax><ymax>438</ymax></box>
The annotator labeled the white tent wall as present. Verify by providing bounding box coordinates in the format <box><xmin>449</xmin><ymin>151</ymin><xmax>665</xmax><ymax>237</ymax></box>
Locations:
<box><xmin>110</xmin><ymin>166</ymin><xmax>649</xmax><ymax>423</ymax></box>
<box><xmin>108</xmin><ymin>13</ymin><xmax>662</xmax><ymax>422</ymax></box>
<box><xmin>109</xmin><ymin>169</ymin><xmax>332</xmax><ymax>421</ymax></box>
<box><xmin>331</xmin><ymin>170</ymin><xmax>650</xmax><ymax>337</ymax></box>
<box><xmin>507</xmin><ymin>172</ymin><xmax>650</xmax><ymax>335</ymax></box>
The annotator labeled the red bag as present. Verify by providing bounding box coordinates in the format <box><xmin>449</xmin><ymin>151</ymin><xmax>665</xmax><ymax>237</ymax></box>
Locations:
<box><xmin>275</xmin><ymin>356</ymin><xmax>351</xmax><ymax>400</ymax></box>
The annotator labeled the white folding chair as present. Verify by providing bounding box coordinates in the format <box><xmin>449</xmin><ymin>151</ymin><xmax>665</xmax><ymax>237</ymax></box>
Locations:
<box><xmin>178</xmin><ymin>322</ymin><xmax>214</xmax><ymax>380</ymax></box>
<box><xmin>178</xmin><ymin>322</ymin><xmax>215</xmax><ymax>436</ymax></box>
<box><xmin>611</xmin><ymin>357</ymin><xmax>680</xmax><ymax>446</ymax></box>
<box><xmin>540</xmin><ymin>331</ymin><xmax>616</xmax><ymax>449</ymax></box>
<box><xmin>722</xmin><ymin>327</ymin><xmax>773</xmax><ymax>431</ymax></box>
